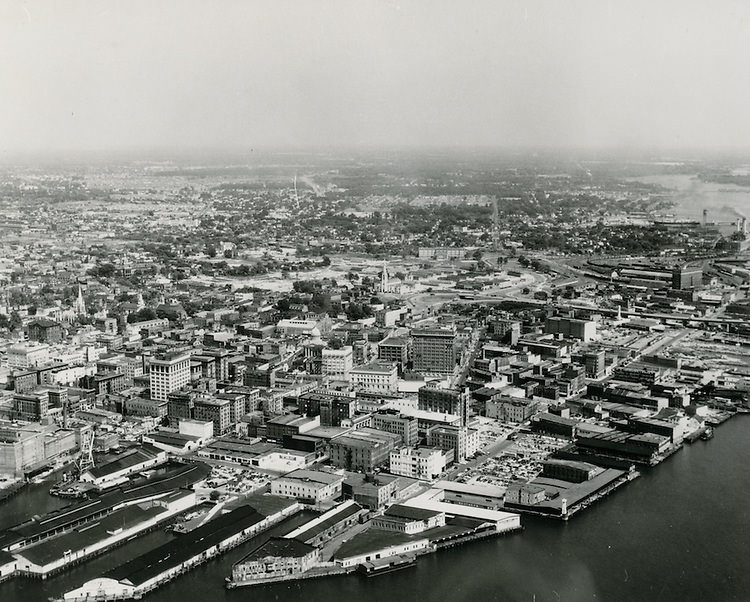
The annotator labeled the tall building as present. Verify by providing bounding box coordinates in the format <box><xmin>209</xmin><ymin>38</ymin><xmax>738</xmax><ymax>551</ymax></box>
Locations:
<box><xmin>193</xmin><ymin>397</ymin><xmax>231</xmax><ymax>436</ymax></box>
<box><xmin>322</xmin><ymin>346</ymin><xmax>353</xmax><ymax>381</ymax></box>
<box><xmin>328</xmin><ymin>428</ymin><xmax>401</xmax><ymax>472</ymax></box>
<box><xmin>426</xmin><ymin>425</ymin><xmax>479</xmax><ymax>463</ymax></box>
<box><xmin>574</xmin><ymin>350</ymin><xmax>606</xmax><ymax>378</ymax></box>
<box><xmin>372</xmin><ymin>410</ymin><xmax>419</xmax><ymax>446</ymax></box>
<box><xmin>13</xmin><ymin>390</ymin><xmax>50</xmax><ymax>422</ymax></box>
<box><xmin>411</xmin><ymin>328</ymin><xmax>456</xmax><ymax>373</ymax></box>
<box><xmin>545</xmin><ymin>317</ymin><xmax>596</xmax><ymax>342</ymax></box>
<box><xmin>378</xmin><ymin>337</ymin><xmax>409</xmax><ymax>372</ymax></box>
<box><xmin>487</xmin><ymin>318</ymin><xmax>521</xmax><ymax>345</ymax></box>
<box><xmin>350</xmin><ymin>362</ymin><xmax>398</xmax><ymax>394</ymax></box>
<box><xmin>672</xmin><ymin>265</ymin><xmax>703</xmax><ymax>290</ymax></box>
<box><xmin>149</xmin><ymin>351</ymin><xmax>191</xmax><ymax>402</ymax></box>
<box><xmin>418</xmin><ymin>382</ymin><xmax>470</xmax><ymax>426</ymax></box>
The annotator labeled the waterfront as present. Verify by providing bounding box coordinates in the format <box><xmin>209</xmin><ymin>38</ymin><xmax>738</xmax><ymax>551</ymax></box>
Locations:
<box><xmin>635</xmin><ymin>173</ymin><xmax>750</xmax><ymax>222</ymax></box>
<box><xmin>1</xmin><ymin>417</ymin><xmax>747</xmax><ymax>602</ymax></box>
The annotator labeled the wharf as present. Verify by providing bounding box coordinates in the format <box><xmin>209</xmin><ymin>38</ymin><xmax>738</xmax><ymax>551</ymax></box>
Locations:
<box><xmin>226</xmin><ymin>563</ymin><xmax>352</xmax><ymax>588</ymax></box>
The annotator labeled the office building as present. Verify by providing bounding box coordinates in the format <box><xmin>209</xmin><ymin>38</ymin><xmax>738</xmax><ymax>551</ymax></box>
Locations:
<box><xmin>350</xmin><ymin>362</ymin><xmax>398</xmax><ymax>394</ymax></box>
<box><xmin>149</xmin><ymin>351</ymin><xmax>191</xmax><ymax>402</ymax></box>
<box><xmin>411</xmin><ymin>328</ymin><xmax>456</xmax><ymax>373</ymax></box>
<box><xmin>321</xmin><ymin>346</ymin><xmax>353</xmax><ymax>381</ymax></box>
<box><xmin>418</xmin><ymin>382</ymin><xmax>469</xmax><ymax>426</ymax></box>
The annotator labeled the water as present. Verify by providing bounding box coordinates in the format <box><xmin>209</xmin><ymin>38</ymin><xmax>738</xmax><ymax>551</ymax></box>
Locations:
<box><xmin>635</xmin><ymin>174</ymin><xmax>750</xmax><ymax>222</ymax></box>
<box><xmin>2</xmin><ymin>417</ymin><xmax>748</xmax><ymax>602</ymax></box>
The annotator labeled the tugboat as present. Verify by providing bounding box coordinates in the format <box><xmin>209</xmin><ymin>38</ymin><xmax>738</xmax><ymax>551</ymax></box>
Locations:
<box><xmin>700</xmin><ymin>427</ymin><xmax>714</xmax><ymax>441</ymax></box>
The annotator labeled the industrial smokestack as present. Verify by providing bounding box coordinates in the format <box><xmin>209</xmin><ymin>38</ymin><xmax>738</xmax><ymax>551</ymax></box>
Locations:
<box><xmin>702</xmin><ymin>208</ymin><xmax>708</xmax><ymax>227</ymax></box>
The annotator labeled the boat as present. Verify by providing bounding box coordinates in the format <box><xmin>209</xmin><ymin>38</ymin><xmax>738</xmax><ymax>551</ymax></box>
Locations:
<box><xmin>700</xmin><ymin>427</ymin><xmax>714</xmax><ymax>441</ymax></box>
<box><xmin>358</xmin><ymin>555</ymin><xmax>417</xmax><ymax>576</ymax></box>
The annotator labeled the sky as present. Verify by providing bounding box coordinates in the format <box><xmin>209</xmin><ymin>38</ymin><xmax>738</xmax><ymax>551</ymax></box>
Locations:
<box><xmin>1</xmin><ymin>0</ymin><xmax>750</xmax><ymax>153</ymax></box>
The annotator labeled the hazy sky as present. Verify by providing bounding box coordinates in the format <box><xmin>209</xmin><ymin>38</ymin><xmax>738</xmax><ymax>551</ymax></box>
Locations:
<box><xmin>2</xmin><ymin>0</ymin><xmax>750</xmax><ymax>153</ymax></box>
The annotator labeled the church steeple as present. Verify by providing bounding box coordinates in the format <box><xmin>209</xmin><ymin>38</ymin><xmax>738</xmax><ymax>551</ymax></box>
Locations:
<box><xmin>381</xmin><ymin>260</ymin><xmax>389</xmax><ymax>292</ymax></box>
<box><xmin>74</xmin><ymin>285</ymin><xmax>86</xmax><ymax>316</ymax></box>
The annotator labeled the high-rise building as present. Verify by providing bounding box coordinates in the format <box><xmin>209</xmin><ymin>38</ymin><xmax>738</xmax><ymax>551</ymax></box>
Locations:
<box><xmin>193</xmin><ymin>397</ymin><xmax>231</xmax><ymax>436</ymax></box>
<box><xmin>671</xmin><ymin>265</ymin><xmax>703</xmax><ymax>290</ymax></box>
<box><xmin>378</xmin><ymin>336</ymin><xmax>409</xmax><ymax>372</ymax></box>
<box><xmin>418</xmin><ymin>382</ymin><xmax>470</xmax><ymax>426</ymax></box>
<box><xmin>411</xmin><ymin>328</ymin><xmax>456</xmax><ymax>373</ymax></box>
<box><xmin>487</xmin><ymin>318</ymin><xmax>521</xmax><ymax>345</ymax></box>
<box><xmin>149</xmin><ymin>351</ymin><xmax>191</xmax><ymax>402</ymax></box>
<box><xmin>322</xmin><ymin>346</ymin><xmax>353</xmax><ymax>381</ymax></box>
<box><xmin>372</xmin><ymin>410</ymin><xmax>419</xmax><ymax>446</ymax></box>
<box><xmin>545</xmin><ymin>317</ymin><xmax>596</xmax><ymax>342</ymax></box>
<box><xmin>350</xmin><ymin>362</ymin><xmax>398</xmax><ymax>394</ymax></box>
<box><xmin>426</xmin><ymin>425</ymin><xmax>479</xmax><ymax>463</ymax></box>
<box><xmin>13</xmin><ymin>390</ymin><xmax>50</xmax><ymax>422</ymax></box>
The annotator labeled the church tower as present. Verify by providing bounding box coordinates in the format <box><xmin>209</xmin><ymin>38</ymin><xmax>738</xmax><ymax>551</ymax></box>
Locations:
<box><xmin>74</xmin><ymin>285</ymin><xmax>86</xmax><ymax>316</ymax></box>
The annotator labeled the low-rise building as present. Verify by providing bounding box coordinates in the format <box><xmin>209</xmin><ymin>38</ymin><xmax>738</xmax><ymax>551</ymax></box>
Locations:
<box><xmin>371</xmin><ymin>504</ymin><xmax>446</xmax><ymax>534</ymax></box>
<box><xmin>389</xmin><ymin>447</ymin><xmax>451</xmax><ymax>480</ymax></box>
<box><xmin>231</xmin><ymin>538</ymin><xmax>319</xmax><ymax>584</ymax></box>
<box><xmin>270</xmin><ymin>469</ymin><xmax>344</xmax><ymax>504</ymax></box>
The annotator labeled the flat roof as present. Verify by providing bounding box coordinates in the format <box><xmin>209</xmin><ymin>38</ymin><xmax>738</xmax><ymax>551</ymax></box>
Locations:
<box><xmin>288</xmin><ymin>502</ymin><xmax>362</xmax><ymax>542</ymax></box>
<box><xmin>17</xmin><ymin>497</ymin><xmax>188</xmax><ymax>565</ymax></box>
<box><xmin>333</xmin><ymin>527</ymin><xmax>427</xmax><ymax>560</ymax></box>
<box><xmin>434</xmin><ymin>480</ymin><xmax>505</xmax><ymax>499</ymax></box>
<box><xmin>85</xmin><ymin>444</ymin><xmax>163</xmax><ymax>479</ymax></box>
<box><xmin>106</xmin><ymin>505</ymin><xmax>266</xmax><ymax>587</ymax></box>
<box><xmin>278</xmin><ymin>469</ymin><xmax>344</xmax><ymax>486</ymax></box>
<box><xmin>239</xmin><ymin>537</ymin><xmax>315</xmax><ymax>563</ymax></box>
<box><xmin>148</xmin><ymin>432</ymin><xmax>199</xmax><ymax>445</ymax></box>
<box><xmin>384</xmin><ymin>504</ymin><xmax>441</xmax><ymax>521</ymax></box>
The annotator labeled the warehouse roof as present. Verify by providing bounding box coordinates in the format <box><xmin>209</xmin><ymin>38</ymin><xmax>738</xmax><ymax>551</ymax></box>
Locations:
<box><xmin>105</xmin><ymin>505</ymin><xmax>265</xmax><ymax>587</ymax></box>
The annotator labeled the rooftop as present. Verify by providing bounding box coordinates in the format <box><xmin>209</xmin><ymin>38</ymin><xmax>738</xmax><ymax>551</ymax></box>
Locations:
<box><xmin>238</xmin><ymin>537</ymin><xmax>316</xmax><ymax>563</ymax></box>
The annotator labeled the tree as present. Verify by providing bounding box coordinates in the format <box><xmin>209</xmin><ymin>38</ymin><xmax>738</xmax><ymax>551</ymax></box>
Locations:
<box><xmin>206</xmin><ymin>245</ymin><xmax>217</xmax><ymax>258</ymax></box>
<box><xmin>8</xmin><ymin>311</ymin><xmax>22</xmax><ymax>331</ymax></box>
<box><xmin>346</xmin><ymin>303</ymin><xmax>373</xmax><ymax>320</ymax></box>
<box><xmin>127</xmin><ymin>308</ymin><xmax>158</xmax><ymax>323</ymax></box>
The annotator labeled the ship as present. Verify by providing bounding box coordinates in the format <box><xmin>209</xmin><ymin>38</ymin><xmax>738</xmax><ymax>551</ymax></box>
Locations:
<box><xmin>700</xmin><ymin>427</ymin><xmax>714</xmax><ymax>441</ymax></box>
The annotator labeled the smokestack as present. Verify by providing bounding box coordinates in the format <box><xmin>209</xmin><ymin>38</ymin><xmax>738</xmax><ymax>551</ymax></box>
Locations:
<box><xmin>743</xmin><ymin>217</ymin><xmax>748</xmax><ymax>235</ymax></box>
<box><xmin>702</xmin><ymin>208</ymin><xmax>708</xmax><ymax>227</ymax></box>
<box><xmin>738</xmin><ymin>218</ymin><xmax>743</xmax><ymax>232</ymax></box>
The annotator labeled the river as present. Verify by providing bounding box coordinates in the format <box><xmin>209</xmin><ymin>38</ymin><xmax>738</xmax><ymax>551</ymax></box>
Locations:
<box><xmin>635</xmin><ymin>174</ymin><xmax>750</xmax><ymax>222</ymax></box>
<box><xmin>1</xmin><ymin>416</ymin><xmax>748</xmax><ymax>602</ymax></box>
